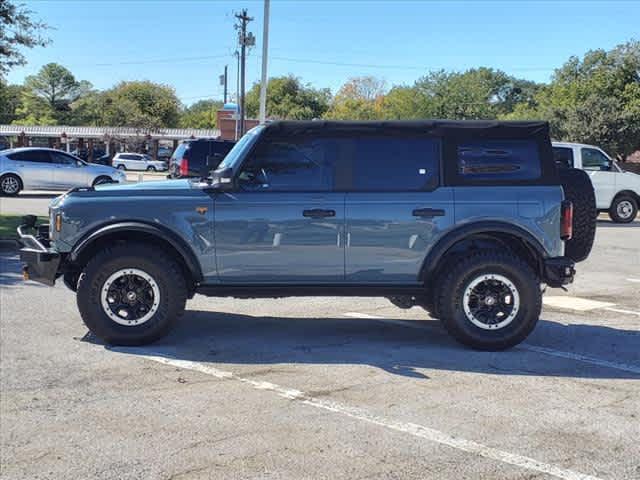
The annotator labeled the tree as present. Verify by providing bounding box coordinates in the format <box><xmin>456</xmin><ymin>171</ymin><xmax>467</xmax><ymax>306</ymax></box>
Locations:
<box><xmin>179</xmin><ymin>99</ymin><xmax>222</xmax><ymax>128</ymax></box>
<box><xmin>513</xmin><ymin>40</ymin><xmax>640</xmax><ymax>159</ymax></box>
<box><xmin>325</xmin><ymin>76</ymin><xmax>386</xmax><ymax>120</ymax></box>
<box><xmin>0</xmin><ymin>81</ymin><xmax>25</xmax><ymax>123</ymax></box>
<box><xmin>245</xmin><ymin>75</ymin><xmax>331</xmax><ymax>120</ymax></box>
<box><xmin>21</xmin><ymin>63</ymin><xmax>91</xmax><ymax>122</ymax></box>
<box><xmin>411</xmin><ymin>68</ymin><xmax>539</xmax><ymax>120</ymax></box>
<box><xmin>101</xmin><ymin>81</ymin><xmax>181</xmax><ymax>130</ymax></box>
<box><xmin>0</xmin><ymin>0</ymin><xmax>49</xmax><ymax>77</ymax></box>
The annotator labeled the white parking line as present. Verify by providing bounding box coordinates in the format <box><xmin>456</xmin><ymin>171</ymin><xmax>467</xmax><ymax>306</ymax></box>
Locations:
<box><xmin>626</xmin><ymin>278</ymin><xmax>640</xmax><ymax>283</ymax></box>
<box><xmin>542</xmin><ymin>296</ymin><xmax>615</xmax><ymax>312</ymax></box>
<box><xmin>116</xmin><ymin>348</ymin><xmax>602</xmax><ymax>480</ymax></box>
<box><xmin>603</xmin><ymin>307</ymin><xmax>640</xmax><ymax>317</ymax></box>
<box><xmin>343</xmin><ymin>313</ymin><xmax>640</xmax><ymax>374</ymax></box>
<box><xmin>520</xmin><ymin>345</ymin><xmax>640</xmax><ymax>375</ymax></box>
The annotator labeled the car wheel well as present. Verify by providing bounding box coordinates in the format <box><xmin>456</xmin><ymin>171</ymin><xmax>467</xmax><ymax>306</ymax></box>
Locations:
<box><xmin>92</xmin><ymin>175</ymin><xmax>113</xmax><ymax>186</ymax></box>
<box><xmin>612</xmin><ymin>190</ymin><xmax>640</xmax><ymax>205</ymax></box>
<box><xmin>0</xmin><ymin>172</ymin><xmax>23</xmax><ymax>190</ymax></box>
<box><xmin>70</xmin><ymin>231</ymin><xmax>196</xmax><ymax>296</ymax></box>
<box><xmin>427</xmin><ymin>232</ymin><xmax>543</xmax><ymax>285</ymax></box>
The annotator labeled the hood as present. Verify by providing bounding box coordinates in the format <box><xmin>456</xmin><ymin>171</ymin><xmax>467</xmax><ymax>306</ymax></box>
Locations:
<box><xmin>87</xmin><ymin>163</ymin><xmax>119</xmax><ymax>174</ymax></box>
<box><xmin>95</xmin><ymin>179</ymin><xmax>194</xmax><ymax>192</ymax></box>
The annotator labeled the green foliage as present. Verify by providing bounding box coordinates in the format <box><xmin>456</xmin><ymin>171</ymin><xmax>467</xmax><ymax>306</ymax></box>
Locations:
<box><xmin>517</xmin><ymin>40</ymin><xmax>640</xmax><ymax>158</ymax></box>
<box><xmin>0</xmin><ymin>0</ymin><xmax>50</xmax><ymax>77</ymax></box>
<box><xmin>245</xmin><ymin>75</ymin><xmax>331</xmax><ymax>120</ymax></box>
<box><xmin>18</xmin><ymin>63</ymin><xmax>90</xmax><ymax>123</ymax></box>
<box><xmin>325</xmin><ymin>76</ymin><xmax>386</xmax><ymax>120</ymax></box>
<box><xmin>100</xmin><ymin>81</ymin><xmax>181</xmax><ymax>130</ymax></box>
<box><xmin>0</xmin><ymin>81</ymin><xmax>25</xmax><ymax>123</ymax></box>
<box><xmin>179</xmin><ymin>99</ymin><xmax>222</xmax><ymax>128</ymax></box>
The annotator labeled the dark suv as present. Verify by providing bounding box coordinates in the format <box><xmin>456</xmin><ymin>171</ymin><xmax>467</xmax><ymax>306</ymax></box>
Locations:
<box><xmin>19</xmin><ymin>120</ymin><xmax>596</xmax><ymax>350</ymax></box>
<box><xmin>168</xmin><ymin>138</ymin><xmax>235</xmax><ymax>178</ymax></box>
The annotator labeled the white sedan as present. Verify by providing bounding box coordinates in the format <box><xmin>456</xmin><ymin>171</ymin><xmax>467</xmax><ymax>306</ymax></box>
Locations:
<box><xmin>0</xmin><ymin>148</ymin><xmax>126</xmax><ymax>195</ymax></box>
<box><xmin>112</xmin><ymin>153</ymin><xmax>167</xmax><ymax>172</ymax></box>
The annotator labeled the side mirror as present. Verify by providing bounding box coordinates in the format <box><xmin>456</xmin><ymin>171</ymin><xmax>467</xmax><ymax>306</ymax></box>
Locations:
<box><xmin>209</xmin><ymin>167</ymin><xmax>234</xmax><ymax>190</ymax></box>
<box><xmin>601</xmin><ymin>161</ymin><xmax>612</xmax><ymax>171</ymax></box>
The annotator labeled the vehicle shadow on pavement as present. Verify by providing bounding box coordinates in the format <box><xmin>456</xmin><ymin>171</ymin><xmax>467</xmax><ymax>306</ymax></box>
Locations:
<box><xmin>88</xmin><ymin>309</ymin><xmax>640</xmax><ymax>381</ymax></box>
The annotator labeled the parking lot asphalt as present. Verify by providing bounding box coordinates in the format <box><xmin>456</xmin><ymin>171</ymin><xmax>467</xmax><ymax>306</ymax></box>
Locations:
<box><xmin>1</xmin><ymin>222</ymin><xmax>639</xmax><ymax>479</ymax></box>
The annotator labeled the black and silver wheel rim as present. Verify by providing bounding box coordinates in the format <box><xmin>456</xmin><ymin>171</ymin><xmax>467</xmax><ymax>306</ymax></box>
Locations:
<box><xmin>462</xmin><ymin>274</ymin><xmax>520</xmax><ymax>330</ymax></box>
<box><xmin>1</xmin><ymin>176</ymin><xmax>20</xmax><ymax>194</ymax></box>
<box><xmin>616</xmin><ymin>200</ymin><xmax>634</xmax><ymax>220</ymax></box>
<box><xmin>100</xmin><ymin>268</ymin><xmax>160</xmax><ymax>326</ymax></box>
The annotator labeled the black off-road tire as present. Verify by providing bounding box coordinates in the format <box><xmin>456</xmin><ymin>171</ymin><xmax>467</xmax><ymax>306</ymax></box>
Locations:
<box><xmin>559</xmin><ymin>168</ymin><xmax>596</xmax><ymax>263</ymax></box>
<box><xmin>76</xmin><ymin>243</ymin><xmax>187</xmax><ymax>345</ymax></box>
<box><xmin>436</xmin><ymin>250</ymin><xmax>541</xmax><ymax>351</ymax></box>
<box><xmin>609</xmin><ymin>195</ymin><xmax>638</xmax><ymax>223</ymax></box>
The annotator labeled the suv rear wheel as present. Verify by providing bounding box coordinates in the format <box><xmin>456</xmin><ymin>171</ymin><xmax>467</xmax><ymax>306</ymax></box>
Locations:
<box><xmin>609</xmin><ymin>195</ymin><xmax>638</xmax><ymax>223</ymax></box>
<box><xmin>436</xmin><ymin>251</ymin><xmax>541</xmax><ymax>351</ymax></box>
<box><xmin>76</xmin><ymin>243</ymin><xmax>187</xmax><ymax>345</ymax></box>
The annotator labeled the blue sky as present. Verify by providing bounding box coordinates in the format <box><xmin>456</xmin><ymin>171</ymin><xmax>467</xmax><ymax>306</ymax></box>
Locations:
<box><xmin>7</xmin><ymin>0</ymin><xmax>639</xmax><ymax>106</ymax></box>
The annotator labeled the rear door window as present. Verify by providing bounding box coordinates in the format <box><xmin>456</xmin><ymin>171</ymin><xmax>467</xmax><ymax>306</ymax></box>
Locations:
<box><xmin>352</xmin><ymin>136</ymin><xmax>440</xmax><ymax>191</ymax></box>
<box><xmin>553</xmin><ymin>147</ymin><xmax>574</xmax><ymax>169</ymax></box>
<box><xmin>457</xmin><ymin>140</ymin><xmax>541</xmax><ymax>181</ymax></box>
<box><xmin>7</xmin><ymin>150</ymin><xmax>52</xmax><ymax>163</ymax></box>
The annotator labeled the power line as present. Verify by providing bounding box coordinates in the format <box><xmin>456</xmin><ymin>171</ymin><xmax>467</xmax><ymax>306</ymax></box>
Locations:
<box><xmin>92</xmin><ymin>54</ymin><xmax>231</xmax><ymax>67</ymax></box>
<box><xmin>83</xmin><ymin>53</ymin><xmax>554</xmax><ymax>73</ymax></box>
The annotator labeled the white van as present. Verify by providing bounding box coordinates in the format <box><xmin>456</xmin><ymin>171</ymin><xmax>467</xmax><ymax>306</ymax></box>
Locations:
<box><xmin>553</xmin><ymin>142</ymin><xmax>640</xmax><ymax>223</ymax></box>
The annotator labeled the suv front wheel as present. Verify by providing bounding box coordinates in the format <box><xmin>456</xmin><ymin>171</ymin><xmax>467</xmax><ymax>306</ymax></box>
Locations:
<box><xmin>76</xmin><ymin>243</ymin><xmax>187</xmax><ymax>345</ymax></box>
<box><xmin>436</xmin><ymin>251</ymin><xmax>541</xmax><ymax>351</ymax></box>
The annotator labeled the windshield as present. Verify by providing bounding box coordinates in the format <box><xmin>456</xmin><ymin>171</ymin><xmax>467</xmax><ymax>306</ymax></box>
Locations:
<box><xmin>216</xmin><ymin>126</ymin><xmax>264</xmax><ymax>172</ymax></box>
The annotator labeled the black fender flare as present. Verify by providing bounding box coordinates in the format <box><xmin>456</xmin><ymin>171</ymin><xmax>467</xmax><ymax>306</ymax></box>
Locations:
<box><xmin>70</xmin><ymin>221</ymin><xmax>203</xmax><ymax>282</ymax></box>
<box><xmin>420</xmin><ymin>221</ymin><xmax>548</xmax><ymax>281</ymax></box>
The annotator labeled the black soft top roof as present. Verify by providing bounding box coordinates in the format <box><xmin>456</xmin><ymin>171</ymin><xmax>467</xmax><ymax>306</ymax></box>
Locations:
<box><xmin>262</xmin><ymin>119</ymin><xmax>550</xmax><ymax>139</ymax></box>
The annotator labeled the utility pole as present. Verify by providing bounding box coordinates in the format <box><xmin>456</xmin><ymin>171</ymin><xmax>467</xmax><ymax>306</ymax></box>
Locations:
<box><xmin>234</xmin><ymin>50</ymin><xmax>240</xmax><ymax>140</ymax></box>
<box><xmin>235</xmin><ymin>9</ymin><xmax>254</xmax><ymax>136</ymax></box>
<box><xmin>220</xmin><ymin>65</ymin><xmax>228</xmax><ymax>104</ymax></box>
<box><xmin>258</xmin><ymin>0</ymin><xmax>270</xmax><ymax>124</ymax></box>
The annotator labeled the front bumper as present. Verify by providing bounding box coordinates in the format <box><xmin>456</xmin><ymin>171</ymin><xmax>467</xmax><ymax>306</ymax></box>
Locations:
<box><xmin>17</xmin><ymin>223</ymin><xmax>62</xmax><ymax>286</ymax></box>
<box><xmin>543</xmin><ymin>256</ymin><xmax>575</xmax><ymax>288</ymax></box>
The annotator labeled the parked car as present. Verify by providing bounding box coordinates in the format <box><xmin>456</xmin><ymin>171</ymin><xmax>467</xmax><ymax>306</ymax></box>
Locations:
<box><xmin>71</xmin><ymin>148</ymin><xmax>106</xmax><ymax>162</ymax></box>
<box><xmin>0</xmin><ymin>147</ymin><xmax>126</xmax><ymax>195</ymax></box>
<box><xmin>112</xmin><ymin>153</ymin><xmax>167</xmax><ymax>172</ymax></box>
<box><xmin>168</xmin><ymin>138</ymin><xmax>235</xmax><ymax>178</ymax></box>
<box><xmin>553</xmin><ymin>142</ymin><xmax>640</xmax><ymax>223</ymax></box>
<box><xmin>19</xmin><ymin>120</ymin><xmax>596</xmax><ymax>351</ymax></box>
<box><xmin>92</xmin><ymin>154</ymin><xmax>112</xmax><ymax>166</ymax></box>
<box><xmin>157</xmin><ymin>146</ymin><xmax>173</xmax><ymax>160</ymax></box>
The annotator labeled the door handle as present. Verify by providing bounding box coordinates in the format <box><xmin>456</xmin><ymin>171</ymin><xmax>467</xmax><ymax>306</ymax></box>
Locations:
<box><xmin>412</xmin><ymin>208</ymin><xmax>445</xmax><ymax>218</ymax></box>
<box><xmin>303</xmin><ymin>209</ymin><xmax>336</xmax><ymax>219</ymax></box>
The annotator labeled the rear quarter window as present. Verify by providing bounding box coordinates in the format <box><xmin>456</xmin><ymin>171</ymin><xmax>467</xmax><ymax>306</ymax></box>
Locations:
<box><xmin>457</xmin><ymin>140</ymin><xmax>541</xmax><ymax>181</ymax></box>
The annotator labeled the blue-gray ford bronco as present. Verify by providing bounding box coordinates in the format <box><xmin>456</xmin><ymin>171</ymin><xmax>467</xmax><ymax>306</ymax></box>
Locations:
<box><xmin>18</xmin><ymin>120</ymin><xmax>597</xmax><ymax>350</ymax></box>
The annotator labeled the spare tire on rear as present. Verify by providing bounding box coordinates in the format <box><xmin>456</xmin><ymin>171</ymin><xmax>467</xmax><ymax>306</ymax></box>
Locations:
<box><xmin>559</xmin><ymin>168</ymin><xmax>596</xmax><ymax>263</ymax></box>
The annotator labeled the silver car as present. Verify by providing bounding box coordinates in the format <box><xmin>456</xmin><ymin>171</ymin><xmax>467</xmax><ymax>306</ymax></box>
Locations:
<box><xmin>0</xmin><ymin>148</ymin><xmax>126</xmax><ymax>195</ymax></box>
